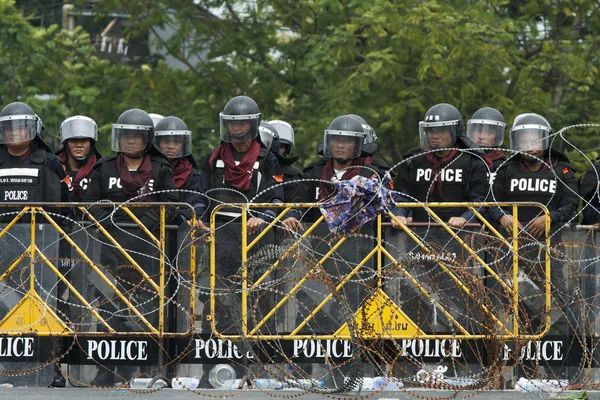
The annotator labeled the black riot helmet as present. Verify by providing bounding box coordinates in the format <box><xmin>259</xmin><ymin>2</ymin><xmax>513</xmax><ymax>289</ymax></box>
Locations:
<box><xmin>467</xmin><ymin>107</ymin><xmax>507</xmax><ymax>148</ymax></box>
<box><xmin>259</xmin><ymin>121</ymin><xmax>280</xmax><ymax>153</ymax></box>
<box><xmin>154</xmin><ymin>116</ymin><xmax>192</xmax><ymax>159</ymax></box>
<box><xmin>219</xmin><ymin>96</ymin><xmax>261</xmax><ymax>144</ymax></box>
<box><xmin>111</xmin><ymin>108</ymin><xmax>155</xmax><ymax>157</ymax></box>
<box><xmin>419</xmin><ymin>103</ymin><xmax>464</xmax><ymax>150</ymax></box>
<box><xmin>323</xmin><ymin>115</ymin><xmax>364</xmax><ymax>160</ymax></box>
<box><xmin>348</xmin><ymin>114</ymin><xmax>377</xmax><ymax>144</ymax></box>
<box><xmin>509</xmin><ymin>113</ymin><xmax>551</xmax><ymax>152</ymax></box>
<box><xmin>0</xmin><ymin>102</ymin><xmax>39</xmax><ymax>145</ymax></box>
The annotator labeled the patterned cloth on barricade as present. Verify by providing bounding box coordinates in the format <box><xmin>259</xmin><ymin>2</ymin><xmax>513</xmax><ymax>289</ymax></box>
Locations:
<box><xmin>319</xmin><ymin>173</ymin><xmax>395</xmax><ymax>235</ymax></box>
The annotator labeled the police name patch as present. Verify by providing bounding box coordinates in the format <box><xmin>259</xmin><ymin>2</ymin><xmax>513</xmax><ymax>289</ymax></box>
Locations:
<box><xmin>4</xmin><ymin>190</ymin><xmax>29</xmax><ymax>201</ymax></box>
<box><xmin>415</xmin><ymin>168</ymin><xmax>463</xmax><ymax>182</ymax></box>
<box><xmin>509</xmin><ymin>178</ymin><xmax>556</xmax><ymax>193</ymax></box>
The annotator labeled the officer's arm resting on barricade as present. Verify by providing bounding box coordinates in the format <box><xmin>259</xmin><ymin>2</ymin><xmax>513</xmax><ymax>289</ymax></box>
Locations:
<box><xmin>458</xmin><ymin>155</ymin><xmax>491</xmax><ymax>226</ymax></box>
<box><xmin>525</xmin><ymin>215</ymin><xmax>548</xmax><ymax>238</ymax></box>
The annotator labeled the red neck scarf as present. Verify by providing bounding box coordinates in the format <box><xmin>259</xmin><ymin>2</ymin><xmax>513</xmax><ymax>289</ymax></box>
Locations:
<box><xmin>318</xmin><ymin>158</ymin><xmax>370</xmax><ymax>200</ymax></box>
<box><xmin>116</xmin><ymin>153</ymin><xmax>153</xmax><ymax>200</ymax></box>
<box><xmin>172</xmin><ymin>158</ymin><xmax>193</xmax><ymax>189</ymax></box>
<box><xmin>58</xmin><ymin>150</ymin><xmax>97</xmax><ymax>197</ymax></box>
<box><xmin>424</xmin><ymin>150</ymin><xmax>458</xmax><ymax>198</ymax></box>
<box><xmin>483</xmin><ymin>150</ymin><xmax>505</xmax><ymax>169</ymax></box>
<box><xmin>208</xmin><ymin>141</ymin><xmax>261</xmax><ymax>191</ymax></box>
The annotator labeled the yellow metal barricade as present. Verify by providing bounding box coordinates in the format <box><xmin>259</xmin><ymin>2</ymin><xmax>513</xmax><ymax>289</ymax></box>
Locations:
<box><xmin>209</xmin><ymin>202</ymin><xmax>552</xmax><ymax>341</ymax></box>
<box><xmin>0</xmin><ymin>202</ymin><xmax>196</xmax><ymax>338</ymax></box>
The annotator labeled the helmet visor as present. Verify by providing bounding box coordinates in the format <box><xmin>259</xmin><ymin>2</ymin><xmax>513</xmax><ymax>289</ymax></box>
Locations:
<box><xmin>466</xmin><ymin>119</ymin><xmax>507</xmax><ymax>148</ymax></box>
<box><xmin>361</xmin><ymin>123</ymin><xmax>377</xmax><ymax>144</ymax></box>
<box><xmin>60</xmin><ymin>118</ymin><xmax>98</xmax><ymax>143</ymax></box>
<box><xmin>154</xmin><ymin>130</ymin><xmax>192</xmax><ymax>158</ymax></box>
<box><xmin>270</xmin><ymin>120</ymin><xmax>294</xmax><ymax>146</ymax></box>
<box><xmin>510</xmin><ymin>126</ymin><xmax>550</xmax><ymax>151</ymax></box>
<box><xmin>323</xmin><ymin>130</ymin><xmax>363</xmax><ymax>160</ymax></box>
<box><xmin>259</xmin><ymin>125</ymin><xmax>278</xmax><ymax>152</ymax></box>
<box><xmin>0</xmin><ymin>115</ymin><xmax>37</xmax><ymax>144</ymax></box>
<box><xmin>219</xmin><ymin>112</ymin><xmax>260</xmax><ymax>143</ymax></box>
<box><xmin>419</xmin><ymin>121</ymin><xmax>458</xmax><ymax>150</ymax></box>
<box><xmin>112</xmin><ymin>124</ymin><xmax>151</xmax><ymax>153</ymax></box>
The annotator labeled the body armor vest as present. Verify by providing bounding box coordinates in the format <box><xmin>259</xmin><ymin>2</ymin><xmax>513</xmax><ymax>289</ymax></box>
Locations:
<box><xmin>408</xmin><ymin>152</ymin><xmax>472</xmax><ymax>222</ymax></box>
<box><xmin>0</xmin><ymin>148</ymin><xmax>62</xmax><ymax>222</ymax></box>
<box><xmin>501</xmin><ymin>162</ymin><xmax>562</xmax><ymax>223</ymax></box>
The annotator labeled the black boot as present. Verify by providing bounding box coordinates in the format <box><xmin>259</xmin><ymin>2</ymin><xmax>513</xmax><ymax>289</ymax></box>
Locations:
<box><xmin>49</xmin><ymin>363</ymin><xmax>66</xmax><ymax>388</ymax></box>
<box><xmin>90</xmin><ymin>367</ymin><xmax>115</xmax><ymax>387</ymax></box>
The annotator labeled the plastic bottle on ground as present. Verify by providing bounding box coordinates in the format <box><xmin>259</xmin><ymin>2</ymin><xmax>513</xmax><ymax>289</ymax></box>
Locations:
<box><xmin>373</xmin><ymin>376</ymin><xmax>404</xmax><ymax>390</ymax></box>
<box><xmin>208</xmin><ymin>364</ymin><xmax>236</xmax><ymax>389</ymax></box>
<box><xmin>171</xmin><ymin>377</ymin><xmax>200</xmax><ymax>390</ymax></box>
<box><xmin>514</xmin><ymin>377</ymin><xmax>568</xmax><ymax>393</ymax></box>
<box><xmin>228</xmin><ymin>379</ymin><xmax>249</xmax><ymax>389</ymax></box>
<box><xmin>255</xmin><ymin>379</ymin><xmax>283</xmax><ymax>389</ymax></box>
<box><xmin>129</xmin><ymin>378</ymin><xmax>168</xmax><ymax>389</ymax></box>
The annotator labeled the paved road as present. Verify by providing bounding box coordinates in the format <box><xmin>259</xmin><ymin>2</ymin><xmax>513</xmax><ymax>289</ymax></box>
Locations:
<box><xmin>1</xmin><ymin>388</ymin><xmax>598</xmax><ymax>399</ymax></box>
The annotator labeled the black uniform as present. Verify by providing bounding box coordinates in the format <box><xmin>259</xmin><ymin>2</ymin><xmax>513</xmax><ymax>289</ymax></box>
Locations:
<box><xmin>82</xmin><ymin>151</ymin><xmax>178</xmax><ymax>332</ymax></box>
<box><xmin>56</xmin><ymin>147</ymin><xmax>101</xmax><ymax>202</ymax></box>
<box><xmin>389</xmin><ymin>142</ymin><xmax>490</xmax><ymax>333</ymax></box>
<box><xmin>0</xmin><ymin>145</ymin><xmax>70</xmax><ymax>220</ymax></box>
<box><xmin>489</xmin><ymin>150</ymin><xmax>578</xmax><ymax>335</ymax></box>
<box><xmin>173</xmin><ymin>157</ymin><xmax>204</xmax><ymax>225</ymax></box>
<box><xmin>489</xmin><ymin>150</ymin><xmax>579</xmax><ymax>227</ymax></box>
<box><xmin>84</xmin><ymin>153</ymin><xmax>178</xmax><ymax>228</ymax></box>
<box><xmin>196</xmin><ymin>146</ymin><xmax>284</xmax><ymax>221</ymax></box>
<box><xmin>579</xmin><ymin>158</ymin><xmax>600</xmax><ymax>225</ymax></box>
<box><xmin>274</xmin><ymin>155</ymin><xmax>304</xmax><ymax>220</ymax></box>
<box><xmin>392</xmin><ymin>144</ymin><xmax>490</xmax><ymax>222</ymax></box>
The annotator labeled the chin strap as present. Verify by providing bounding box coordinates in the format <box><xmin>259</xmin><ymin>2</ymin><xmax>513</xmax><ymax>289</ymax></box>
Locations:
<box><xmin>67</xmin><ymin>148</ymin><xmax>89</xmax><ymax>167</ymax></box>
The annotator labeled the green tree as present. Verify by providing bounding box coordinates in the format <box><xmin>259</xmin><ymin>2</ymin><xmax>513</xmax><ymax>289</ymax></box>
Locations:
<box><xmin>5</xmin><ymin>0</ymin><xmax>600</xmax><ymax>173</ymax></box>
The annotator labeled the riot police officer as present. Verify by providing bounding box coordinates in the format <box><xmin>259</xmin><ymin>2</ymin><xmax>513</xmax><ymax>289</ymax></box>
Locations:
<box><xmin>301</xmin><ymin>114</ymin><xmax>387</xmax><ymax>222</ymax></box>
<box><xmin>194</xmin><ymin>96</ymin><xmax>283</xmax><ymax>386</ymax></box>
<box><xmin>391</xmin><ymin>103</ymin><xmax>489</xmax><ymax>228</ymax></box>
<box><xmin>154</xmin><ymin>116</ymin><xmax>203</xmax><ymax>225</ymax></box>
<box><xmin>83</xmin><ymin>108</ymin><xmax>178</xmax><ymax>386</ymax></box>
<box><xmin>84</xmin><ymin>108</ymin><xmax>178</xmax><ymax>225</ymax></box>
<box><xmin>490</xmin><ymin>113</ymin><xmax>578</xmax><ymax>236</ymax></box>
<box><xmin>466</xmin><ymin>107</ymin><xmax>507</xmax><ymax>172</ymax></box>
<box><xmin>196</xmin><ymin>95</ymin><xmax>283</xmax><ymax>232</ymax></box>
<box><xmin>489</xmin><ymin>113</ymin><xmax>578</xmax><ymax>341</ymax></box>
<box><xmin>0</xmin><ymin>102</ymin><xmax>69</xmax><ymax>209</ymax></box>
<box><xmin>55</xmin><ymin>116</ymin><xmax>102</xmax><ymax>387</ymax></box>
<box><xmin>259</xmin><ymin>120</ymin><xmax>304</xmax><ymax>232</ymax></box>
<box><xmin>0</xmin><ymin>102</ymin><xmax>70</xmax><ymax>387</ymax></box>
<box><xmin>56</xmin><ymin>116</ymin><xmax>102</xmax><ymax>202</ymax></box>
